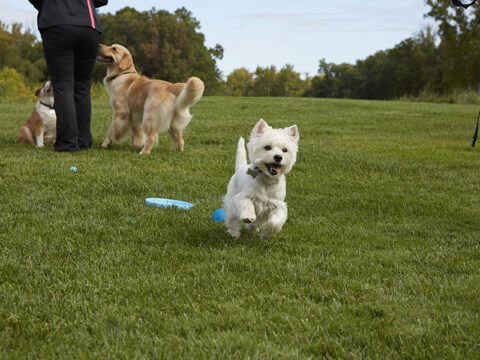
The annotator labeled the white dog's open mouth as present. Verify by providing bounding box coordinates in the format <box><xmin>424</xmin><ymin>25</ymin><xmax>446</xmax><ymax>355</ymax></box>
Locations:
<box><xmin>96</xmin><ymin>55</ymin><xmax>114</xmax><ymax>64</ymax></box>
<box><xmin>265</xmin><ymin>163</ymin><xmax>282</xmax><ymax>176</ymax></box>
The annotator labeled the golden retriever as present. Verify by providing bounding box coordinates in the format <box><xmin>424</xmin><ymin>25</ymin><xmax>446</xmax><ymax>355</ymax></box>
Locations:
<box><xmin>97</xmin><ymin>44</ymin><xmax>205</xmax><ymax>154</ymax></box>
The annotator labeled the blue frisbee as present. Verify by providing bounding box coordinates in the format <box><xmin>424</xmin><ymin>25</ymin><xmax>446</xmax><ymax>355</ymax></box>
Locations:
<box><xmin>145</xmin><ymin>198</ymin><xmax>194</xmax><ymax>210</ymax></box>
<box><xmin>212</xmin><ymin>208</ymin><xmax>226</xmax><ymax>222</ymax></box>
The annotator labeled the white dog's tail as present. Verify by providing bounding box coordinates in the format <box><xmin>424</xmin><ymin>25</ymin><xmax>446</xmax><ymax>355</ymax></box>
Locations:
<box><xmin>175</xmin><ymin>77</ymin><xmax>205</xmax><ymax>110</ymax></box>
<box><xmin>235</xmin><ymin>137</ymin><xmax>247</xmax><ymax>172</ymax></box>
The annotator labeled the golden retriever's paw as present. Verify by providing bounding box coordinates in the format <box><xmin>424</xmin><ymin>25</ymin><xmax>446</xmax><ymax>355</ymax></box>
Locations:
<box><xmin>101</xmin><ymin>142</ymin><xmax>110</xmax><ymax>149</ymax></box>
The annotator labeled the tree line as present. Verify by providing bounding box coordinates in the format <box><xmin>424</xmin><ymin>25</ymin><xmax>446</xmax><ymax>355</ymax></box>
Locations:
<box><xmin>1</xmin><ymin>1</ymin><xmax>480</xmax><ymax>102</ymax></box>
<box><xmin>306</xmin><ymin>0</ymin><xmax>480</xmax><ymax>100</ymax></box>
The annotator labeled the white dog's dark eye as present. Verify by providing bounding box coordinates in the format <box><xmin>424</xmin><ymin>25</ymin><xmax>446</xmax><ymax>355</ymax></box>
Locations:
<box><xmin>112</xmin><ymin>47</ymin><xmax>117</xmax><ymax>51</ymax></box>
<box><xmin>264</xmin><ymin>145</ymin><xmax>272</xmax><ymax>150</ymax></box>
<box><xmin>282</xmin><ymin>148</ymin><xmax>288</xmax><ymax>153</ymax></box>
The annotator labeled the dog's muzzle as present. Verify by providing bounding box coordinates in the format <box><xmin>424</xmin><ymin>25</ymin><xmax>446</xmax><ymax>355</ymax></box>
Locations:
<box><xmin>265</xmin><ymin>163</ymin><xmax>282</xmax><ymax>175</ymax></box>
<box><xmin>96</xmin><ymin>54</ymin><xmax>114</xmax><ymax>64</ymax></box>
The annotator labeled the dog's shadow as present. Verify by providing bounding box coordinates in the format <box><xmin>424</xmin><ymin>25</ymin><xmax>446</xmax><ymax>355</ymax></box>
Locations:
<box><xmin>92</xmin><ymin>143</ymin><xmax>139</xmax><ymax>152</ymax></box>
<box><xmin>92</xmin><ymin>142</ymin><xmax>178</xmax><ymax>156</ymax></box>
<box><xmin>183</xmin><ymin>224</ymin><xmax>276</xmax><ymax>251</ymax></box>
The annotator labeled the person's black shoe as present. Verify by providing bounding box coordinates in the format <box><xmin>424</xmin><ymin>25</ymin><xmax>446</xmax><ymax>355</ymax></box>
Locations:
<box><xmin>53</xmin><ymin>148</ymin><xmax>79</xmax><ymax>152</ymax></box>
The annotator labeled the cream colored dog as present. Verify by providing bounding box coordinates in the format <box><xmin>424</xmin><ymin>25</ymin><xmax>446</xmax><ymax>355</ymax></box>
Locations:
<box><xmin>97</xmin><ymin>44</ymin><xmax>205</xmax><ymax>154</ymax></box>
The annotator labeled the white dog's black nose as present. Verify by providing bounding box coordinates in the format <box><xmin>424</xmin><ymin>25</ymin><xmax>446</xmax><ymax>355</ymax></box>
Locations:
<box><xmin>274</xmin><ymin>155</ymin><xmax>283</xmax><ymax>163</ymax></box>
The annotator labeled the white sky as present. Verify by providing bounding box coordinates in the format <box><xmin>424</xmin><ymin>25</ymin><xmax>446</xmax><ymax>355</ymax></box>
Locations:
<box><xmin>0</xmin><ymin>0</ymin><xmax>433</xmax><ymax>78</ymax></box>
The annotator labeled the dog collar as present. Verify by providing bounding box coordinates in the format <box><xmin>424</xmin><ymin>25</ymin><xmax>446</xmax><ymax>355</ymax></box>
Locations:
<box><xmin>247</xmin><ymin>166</ymin><xmax>263</xmax><ymax>178</ymax></box>
<box><xmin>108</xmin><ymin>71</ymin><xmax>136</xmax><ymax>82</ymax></box>
<box><xmin>39</xmin><ymin>101</ymin><xmax>54</xmax><ymax>109</ymax></box>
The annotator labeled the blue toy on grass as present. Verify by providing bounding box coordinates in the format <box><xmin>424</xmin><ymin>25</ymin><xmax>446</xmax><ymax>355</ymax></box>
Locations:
<box><xmin>145</xmin><ymin>198</ymin><xmax>194</xmax><ymax>210</ymax></box>
<box><xmin>212</xmin><ymin>208</ymin><xmax>226</xmax><ymax>222</ymax></box>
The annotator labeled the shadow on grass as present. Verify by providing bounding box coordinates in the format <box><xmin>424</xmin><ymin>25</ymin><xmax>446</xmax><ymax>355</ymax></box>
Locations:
<box><xmin>182</xmin><ymin>223</ymin><xmax>276</xmax><ymax>251</ymax></box>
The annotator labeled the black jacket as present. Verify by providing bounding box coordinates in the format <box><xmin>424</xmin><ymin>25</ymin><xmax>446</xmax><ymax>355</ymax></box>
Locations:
<box><xmin>29</xmin><ymin>0</ymin><xmax>108</xmax><ymax>33</ymax></box>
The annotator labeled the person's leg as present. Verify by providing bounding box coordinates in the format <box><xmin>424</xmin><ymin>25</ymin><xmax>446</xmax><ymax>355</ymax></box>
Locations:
<box><xmin>40</xmin><ymin>26</ymin><xmax>78</xmax><ymax>151</ymax></box>
<box><xmin>74</xmin><ymin>27</ymin><xmax>100</xmax><ymax>149</ymax></box>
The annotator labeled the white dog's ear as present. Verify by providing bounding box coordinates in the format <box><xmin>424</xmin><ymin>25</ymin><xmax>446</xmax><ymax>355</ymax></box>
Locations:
<box><xmin>252</xmin><ymin>119</ymin><xmax>270</xmax><ymax>137</ymax></box>
<box><xmin>285</xmin><ymin>125</ymin><xmax>299</xmax><ymax>142</ymax></box>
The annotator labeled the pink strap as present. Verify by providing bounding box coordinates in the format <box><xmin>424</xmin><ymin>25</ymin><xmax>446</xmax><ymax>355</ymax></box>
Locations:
<box><xmin>86</xmin><ymin>0</ymin><xmax>96</xmax><ymax>29</ymax></box>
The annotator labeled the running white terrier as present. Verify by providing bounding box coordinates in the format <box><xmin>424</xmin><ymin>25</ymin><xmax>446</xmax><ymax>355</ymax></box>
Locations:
<box><xmin>223</xmin><ymin>119</ymin><xmax>299</xmax><ymax>239</ymax></box>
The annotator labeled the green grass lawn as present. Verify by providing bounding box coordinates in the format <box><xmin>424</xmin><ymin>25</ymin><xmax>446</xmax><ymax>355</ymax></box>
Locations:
<box><xmin>0</xmin><ymin>96</ymin><xmax>479</xmax><ymax>359</ymax></box>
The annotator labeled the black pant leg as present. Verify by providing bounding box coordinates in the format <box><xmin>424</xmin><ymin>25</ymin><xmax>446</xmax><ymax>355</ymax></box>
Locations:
<box><xmin>74</xmin><ymin>28</ymin><xmax>100</xmax><ymax>149</ymax></box>
<box><xmin>41</xmin><ymin>26</ymin><xmax>78</xmax><ymax>151</ymax></box>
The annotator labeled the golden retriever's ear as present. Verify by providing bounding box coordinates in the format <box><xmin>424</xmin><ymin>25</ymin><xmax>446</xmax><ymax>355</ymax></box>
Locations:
<box><xmin>119</xmin><ymin>53</ymin><xmax>133</xmax><ymax>71</ymax></box>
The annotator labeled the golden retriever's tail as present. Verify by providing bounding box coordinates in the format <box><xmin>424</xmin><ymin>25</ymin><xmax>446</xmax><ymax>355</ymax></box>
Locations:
<box><xmin>175</xmin><ymin>77</ymin><xmax>205</xmax><ymax>110</ymax></box>
<box><xmin>235</xmin><ymin>137</ymin><xmax>247</xmax><ymax>172</ymax></box>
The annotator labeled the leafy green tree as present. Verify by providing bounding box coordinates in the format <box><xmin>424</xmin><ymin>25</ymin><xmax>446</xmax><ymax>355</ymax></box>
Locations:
<box><xmin>97</xmin><ymin>7</ymin><xmax>223</xmax><ymax>93</ymax></box>
<box><xmin>425</xmin><ymin>0</ymin><xmax>480</xmax><ymax>92</ymax></box>
<box><xmin>306</xmin><ymin>28</ymin><xmax>440</xmax><ymax>100</ymax></box>
<box><xmin>386</xmin><ymin>28</ymin><xmax>440</xmax><ymax>97</ymax></box>
<box><xmin>225</xmin><ymin>65</ymin><xmax>309</xmax><ymax>97</ymax></box>
<box><xmin>0</xmin><ymin>67</ymin><xmax>36</xmax><ymax>103</ymax></box>
<box><xmin>272</xmin><ymin>64</ymin><xmax>305</xmax><ymax>97</ymax></box>
<box><xmin>252</xmin><ymin>66</ymin><xmax>277</xmax><ymax>96</ymax></box>
<box><xmin>0</xmin><ymin>22</ymin><xmax>14</xmax><ymax>69</ymax></box>
<box><xmin>0</xmin><ymin>22</ymin><xmax>46</xmax><ymax>85</ymax></box>
<box><xmin>306</xmin><ymin>59</ymin><xmax>359</xmax><ymax>98</ymax></box>
<box><xmin>225</xmin><ymin>68</ymin><xmax>254</xmax><ymax>96</ymax></box>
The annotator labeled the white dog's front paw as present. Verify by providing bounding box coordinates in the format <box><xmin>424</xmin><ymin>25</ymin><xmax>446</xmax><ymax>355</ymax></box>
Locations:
<box><xmin>101</xmin><ymin>142</ymin><xmax>109</xmax><ymax>148</ymax></box>
<box><xmin>260</xmin><ymin>221</ymin><xmax>283</xmax><ymax>240</ymax></box>
<box><xmin>240</xmin><ymin>210</ymin><xmax>256</xmax><ymax>224</ymax></box>
<box><xmin>227</xmin><ymin>228</ymin><xmax>241</xmax><ymax>238</ymax></box>
<box><xmin>35</xmin><ymin>136</ymin><xmax>44</xmax><ymax>147</ymax></box>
